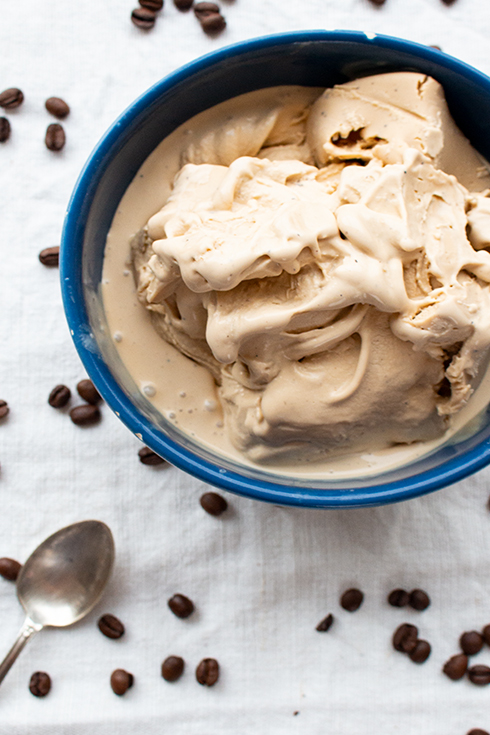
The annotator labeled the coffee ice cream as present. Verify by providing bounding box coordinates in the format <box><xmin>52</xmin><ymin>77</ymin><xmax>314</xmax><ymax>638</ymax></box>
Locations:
<box><xmin>103</xmin><ymin>73</ymin><xmax>490</xmax><ymax>468</ymax></box>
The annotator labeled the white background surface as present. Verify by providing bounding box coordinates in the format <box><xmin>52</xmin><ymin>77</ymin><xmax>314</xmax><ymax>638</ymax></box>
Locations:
<box><xmin>2</xmin><ymin>0</ymin><xmax>490</xmax><ymax>733</ymax></box>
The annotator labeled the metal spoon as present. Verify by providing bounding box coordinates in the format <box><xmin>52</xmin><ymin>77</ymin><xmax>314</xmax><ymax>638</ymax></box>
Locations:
<box><xmin>0</xmin><ymin>520</ymin><xmax>115</xmax><ymax>685</ymax></box>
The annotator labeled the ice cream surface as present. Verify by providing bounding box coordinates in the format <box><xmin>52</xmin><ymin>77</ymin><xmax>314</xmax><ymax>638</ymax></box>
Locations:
<box><xmin>104</xmin><ymin>73</ymin><xmax>490</xmax><ymax>469</ymax></box>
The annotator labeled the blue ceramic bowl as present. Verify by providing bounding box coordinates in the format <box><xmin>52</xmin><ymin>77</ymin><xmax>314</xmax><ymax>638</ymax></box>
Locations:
<box><xmin>61</xmin><ymin>30</ymin><xmax>490</xmax><ymax>508</ymax></box>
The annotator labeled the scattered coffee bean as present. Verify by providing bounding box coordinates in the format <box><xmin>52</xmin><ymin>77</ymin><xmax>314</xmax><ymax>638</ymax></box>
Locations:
<box><xmin>139</xmin><ymin>0</ymin><xmax>163</xmax><ymax>9</ymax></box>
<box><xmin>408</xmin><ymin>589</ymin><xmax>430</xmax><ymax>611</ymax></box>
<box><xmin>0</xmin><ymin>117</ymin><xmax>10</xmax><ymax>142</ymax></box>
<box><xmin>138</xmin><ymin>446</ymin><xmax>167</xmax><ymax>465</ymax></box>
<box><xmin>29</xmin><ymin>671</ymin><xmax>51</xmax><ymax>697</ymax></box>
<box><xmin>0</xmin><ymin>400</ymin><xmax>9</xmax><ymax>419</ymax></box>
<box><xmin>200</xmin><ymin>491</ymin><xmax>228</xmax><ymax>516</ymax></box>
<box><xmin>441</xmin><ymin>0</ymin><xmax>457</xmax><ymax>5</ymax></box>
<box><xmin>161</xmin><ymin>655</ymin><xmax>185</xmax><ymax>682</ymax></box>
<box><xmin>468</xmin><ymin>664</ymin><xmax>490</xmax><ymax>686</ymax></box>
<box><xmin>467</xmin><ymin>730</ymin><xmax>490</xmax><ymax>735</ymax></box>
<box><xmin>194</xmin><ymin>0</ymin><xmax>219</xmax><ymax>13</ymax></box>
<box><xmin>48</xmin><ymin>384</ymin><xmax>71</xmax><ymax>408</ymax></box>
<box><xmin>199</xmin><ymin>12</ymin><xmax>226</xmax><ymax>32</ymax></box>
<box><xmin>174</xmin><ymin>0</ymin><xmax>193</xmax><ymax>8</ymax></box>
<box><xmin>367</xmin><ymin>0</ymin><xmax>386</xmax><ymax>4</ymax></box>
<box><xmin>76</xmin><ymin>379</ymin><xmax>101</xmax><ymax>405</ymax></box>
<box><xmin>69</xmin><ymin>404</ymin><xmax>100</xmax><ymax>426</ymax></box>
<box><xmin>196</xmin><ymin>658</ymin><xmax>219</xmax><ymax>686</ymax></box>
<box><xmin>0</xmin><ymin>88</ymin><xmax>24</xmax><ymax>110</ymax></box>
<box><xmin>168</xmin><ymin>593</ymin><xmax>194</xmax><ymax>618</ymax></box>
<box><xmin>316</xmin><ymin>613</ymin><xmax>334</xmax><ymax>632</ymax></box>
<box><xmin>45</xmin><ymin>123</ymin><xmax>66</xmax><ymax>151</ymax></box>
<box><xmin>0</xmin><ymin>557</ymin><xmax>21</xmax><ymax>581</ymax></box>
<box><xmin>194</xmin><ymin>1</ymin><xmax>225</xmax><ymax>32</ymax></box>
<box><xmin>443</xmin><ymin>653</ymin><xmax>468</xmax><ymax>680</ymax></box>
<box><xmin>340</xmin><ymin>588</ymin><xmax>364</xmax><ymax>612</ymax></box>
<box><xmin>110</xmin><ymin>668</ymin><xmax>134</xmax><ymax>695</ymax></box>
<box><xmin>409</xmin><ymin>639</ymin><xmax>431</xmax><ymax>664</ymax></box>
<box><xmin>131</xmin><ymin>6</ymin><xmax>157</xmax><ymax>28</ymax></box>
<box><xmin>482</xmin><ymin>624</ymin><xmax>490</xmax><ymax>647</ymax></box>
<box><xmin>38</xmin><ymin>246</ymin><xmax>60</xmax><ymax>267</ymax></box>
<box><xmin>45</xmin><ymin>97</ymin><xmax>70</xmax><ymax>119</ymax></box>
<box><xmin>460</xmin><ymin>631</ymin><xmax>484</xmax><ymax>656</ymax></box>
<box><xmin>393</xmin><ymin>623</ymin><xmax>418</xmax><ymax>654</ymax></box>
<box><xmin>387</xmin><ymin>589</ymin><xmax>409</xmax><ymax>607</ymax></box>
<box><xmin>98</xmin><ymin>613</ymin><xmax>125</xmax><ymax>639</ymax></box>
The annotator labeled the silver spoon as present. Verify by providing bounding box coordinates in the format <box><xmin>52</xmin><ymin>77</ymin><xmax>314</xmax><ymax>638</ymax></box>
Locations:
<box><xmin>0</xmin><ymin>520</ymin><xmax>115</xmax><ymax>685</ymax></box>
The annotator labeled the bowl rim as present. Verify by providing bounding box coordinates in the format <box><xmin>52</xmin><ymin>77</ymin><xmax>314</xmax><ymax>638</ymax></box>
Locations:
<box><xmin>61</xmin><ymin>29</ymin><xmax>490</xmax><ymax>508</ymax></box>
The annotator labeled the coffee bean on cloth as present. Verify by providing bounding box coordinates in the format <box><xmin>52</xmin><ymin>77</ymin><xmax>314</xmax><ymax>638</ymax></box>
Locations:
<box><xmin>38</xmin><ymin>246</ymin><xmax>60</xmax><ymax>266</ymax></box>
<box><xmin>161</xmin><ymin>656</ymin><xmax>185</xmax><ymax>682</ymax></box>
<box><xmin>196</xmin><ymin>658</ymin><xmax>219</xmax><ymax>686</ymax></box>
<box><xmin>48</xmin><ymin>385</ymin><xmax>71</xmax><ymax>408</ymax></box>
<box><xmin>29</xmin><ymin>672</ymin><xmax>51</xmax><ymax>697</ymax></box>
<box><xmin>442</xmin><ymin>653</ymin><xmax>468</xmax><ymax>680</ymax></box>
<box><xmin>200</xmin><ymin>492</ymin><xmax>228</xmax><ymax>516</ymax></box>
<box><xmin>110</xmin><ymin>669</ymin><xmax>134</xmax><ymax>695</ymax></box>
<box><xmin>45</xmin><ymin>97</ymin><xmax>70</xmax><ymax>119</ymax></box>
<box><xmin>98</xmin><ymin>614</ymin><xmax>125</xmax><ymax>639</ymax></box>
<box><xmin>168</xmin><ymin>593</ymin><xmax>194</xmax><ymax>618</ymax></box>
<box><xmin>340</xmin><ymin>588</ymin><xmax>364</xmax><ymax>612</ymax></box>
<box><xmin>0</xmin><ymin>557</ymin><xmax>21</xmax><ymax>581</ymax></box>
<box><xmin>0</xmin><ymin>88</ymin><xmax>23</xmax><ymax>109</ymax></box>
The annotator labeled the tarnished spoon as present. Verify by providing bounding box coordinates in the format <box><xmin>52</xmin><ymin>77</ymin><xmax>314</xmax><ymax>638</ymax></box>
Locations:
<box><xmin>0</xmin><ymin>520</ymin><xmax>115</xmax><ymax>685</ymax></box>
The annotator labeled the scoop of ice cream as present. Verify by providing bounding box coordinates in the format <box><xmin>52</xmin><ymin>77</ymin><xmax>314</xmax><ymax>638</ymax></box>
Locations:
<box><xmin>131</xmin><ymin>73</ymin><xmax>490</xmax><ymax>462</ymax></box>
<box><xmin>307</xmin><ymin>72</ymin><xmax>490</xmax><ymax>191</ymax></box>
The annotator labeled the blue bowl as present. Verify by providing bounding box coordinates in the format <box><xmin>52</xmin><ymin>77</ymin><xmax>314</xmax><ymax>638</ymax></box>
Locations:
<box><xmin>61</xmin><ymin>30</ymin><xmax>490</xmax><ymax>508</ymax></box>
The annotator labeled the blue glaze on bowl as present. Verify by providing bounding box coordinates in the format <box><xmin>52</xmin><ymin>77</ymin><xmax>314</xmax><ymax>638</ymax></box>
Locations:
<box><xmin>60</xmin><ymin>30</ymin><xmax>490</xmax><ymax>508</ymax></box>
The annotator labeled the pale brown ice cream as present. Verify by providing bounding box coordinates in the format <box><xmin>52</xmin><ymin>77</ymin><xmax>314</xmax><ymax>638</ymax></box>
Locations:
<box><xmin>105</xmin><ymin>74</ymin><xmax>490</xmax><ymax>467</ymax></box>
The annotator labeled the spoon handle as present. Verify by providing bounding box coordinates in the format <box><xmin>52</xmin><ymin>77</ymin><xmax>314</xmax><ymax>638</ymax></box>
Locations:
<box><xmin>0</xmin><ymin>618</ymin><xmax>43</xmax><ymax>686</ymax></box>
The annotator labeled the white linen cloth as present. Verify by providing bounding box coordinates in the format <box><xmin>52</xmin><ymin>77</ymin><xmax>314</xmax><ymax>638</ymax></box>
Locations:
<box><xmin>2</xmin><ymin>0</ymin><xmax>490</xmax><ymax>732</ymax></box>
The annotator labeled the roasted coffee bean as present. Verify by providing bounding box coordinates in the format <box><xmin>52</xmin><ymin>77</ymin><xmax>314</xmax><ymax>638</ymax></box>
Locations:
<box><xmin>193</xmin><ymin>1</ymin><xmax>225</xmax><ymax>31</ymax></box>
<box><xmin>442</xmin><ymin>653</ymin><xmax>468</xmax><ymax>680</ymax></box>
<box><xmin>467</xmin><ymin>730</ymin><xmax>490</xmax><ymax>735</ymax></box>
<box><xmin>45</xmin><ymin>97</ymin><xmax>70</xmax><ymax>119</ymax></box>
<box><xmin>196</xmin><ymin>658</ymin><xmax>219</xmax><ymax>686</ymax></box>
<box><xmin>200</xmin><ymin>492</ymin><xmax>228</xmax><ymax>516</ymax></box>
<box><xmin>441</xmin><ymin>0</ymin><xmax>457</xmax><ymax>5</ymax></box>
<box><xmin>69</xmin><ymin>404</ymin><xmax>100</xmax><ymax>426</ymax></box>
<box><xmin>387</xmin><ymin>589</ymin><xmax>409</xmax><ymax>607</ymax></box>
<box><xmin>98</xmin><ymin>613</ymin><xmax>125</xmax><ymax>639</ymax></box>
<box><xmin>110</xmin><ymin>668</ymin><xmax>134</xmax><ymax>695</ymax></box>
<box><xmin>199</xmin><ymin>12</ymin><xmax>226</xmax><ymax>32</ymax></box>
<box><xmin>460</xmin><ymin>631</ymin><xmax>484</xmax><ymax>656</ymax></box>
<box><xmin>45</xmin><ymin>123</ymin><xmax>65</xmax><ymax>151</ymax></box>
<box><xmin>174</xmin><ymin>0</ymin><xmax>193</xmax><ymax>8</ymax></box>
<box><xmin>409</xmin><ymin>639</ymin><xmax>431</xmax><ymax>664</ymax></box>
<box><xmin>340</xmin><ymin>588</ymin><xmax>364</xmax><ymax>612</ymax></box>
<box><xmin>194</xmin><ymin>1</ymin><xmax>219</xmax><ymax>14</ymax></box>
<box><xmin>316</xmin><ymin>613</ymin><xmax>334</xmax><ymax>632</ymax></box>
<box><xmin>161</xmin><ymin>655</ymin><xmax>185</xmax><ymax>682</ymax></box>
<box><xmin>29</xmin><ymin>671</ymin><xmax>51</xmax><ymax>697</ymax></box>
<box><xmin>138</xmin><ymin>446</ymin><xmax>167</xmax><ymax>465</ymax></box>
<box><xmin>408</xmin><ymin>589</ymin><xmax>430</xmax><ymax>611</ymax></box>
<box><xmin>168</xmin><ymin>593</ymin><xmax>194</xmax><ymax>618</ymax></box>
<box><xmin>39</xmin><ymin>246</ymin><xmax>60</xmax><ymax>266</ymax></box>
<box><xmin>468</xmin><ymin>664</ymin><xmax>490</xmax><ymax>686</ymax></box>
<box><xmin>0</xmin><ymin>88</ymin><xmax>24</xmax><ymax>110</ymax></box>
<box><xmin>0</xmin><ymin>117</ymin><xmax>10</xmax><ymax>142</ymax></box>
<box><xmin>393</xmin><ymin>623</ymin><xmax>418</xmax><ymax>653</ymax></box>
<box><xmin>0</xmin><ymin>557</ymin><xmax>21</xmax><ymax>581</ymax></box>
<box><xmin>482</xmin><ymin>624</ymin><xmax>490</xmax><ymax>646</ymax></box>
<box><xmin>139</xmin><ymin>0</ymin><xmax>163</xmax><ymax>9</ymax></box>
<box><xmin>0</xmin><ymin>400</ymin><xmax>9</xmax><ymax>419</ymax></box>
<box><xmin>76</xmin><ymin>379</ymin><xmax>101</xmax><ymax>405</ymax></box>
<box><xmin>367</xmin><ymin>0</ymin><xmax>386</xmax><ymax>4</ymax></box>
<box><xmin>131</xmin><ymin>7</ymin><xmax>156</xmax><ymax>28</ymax></box>
<box><xmin>48</xmin><ymin>384</ymin><xmax>71</xmax><ymax>408</ymax></box>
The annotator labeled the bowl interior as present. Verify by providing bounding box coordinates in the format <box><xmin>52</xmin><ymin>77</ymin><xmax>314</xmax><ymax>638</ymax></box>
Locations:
<box><xmin>61</xmin><ymin>31</ymin><xmax>490</xmax><ymax>507</ymax></box>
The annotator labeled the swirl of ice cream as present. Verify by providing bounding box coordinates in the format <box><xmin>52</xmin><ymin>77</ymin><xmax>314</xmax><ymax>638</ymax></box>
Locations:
<box><xmin>130</xmin><ymin>72</ymin><xmax>490</xmax><ymax>462</ymax></box>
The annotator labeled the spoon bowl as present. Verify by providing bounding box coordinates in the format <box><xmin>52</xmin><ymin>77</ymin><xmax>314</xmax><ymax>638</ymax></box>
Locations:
<box><xmin>0</xmin><ymin>520</ymin><xmax>115</xmax><ymax>687</ymax></box>
<box><xmin>18</xmin><ymin>520</ymin><xmax>115</xmax><ymax>627</ymax></box>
